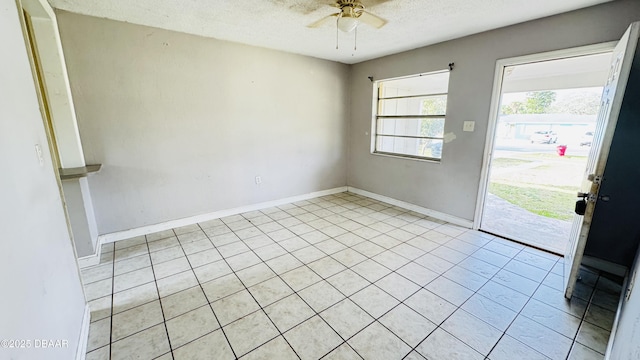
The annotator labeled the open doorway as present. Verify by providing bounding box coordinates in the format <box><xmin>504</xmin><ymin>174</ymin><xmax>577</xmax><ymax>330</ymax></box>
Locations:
<box><xmin>478</xmin><ymin>49</ymin><xmax>614</xmax><ymax>254</ymax></box>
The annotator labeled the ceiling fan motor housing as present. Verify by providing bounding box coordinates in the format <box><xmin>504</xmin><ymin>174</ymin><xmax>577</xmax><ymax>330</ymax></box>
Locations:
<box><xmin>337</xmin><ymin>0</ymin><xmax>365</xmax><ymax>17</ymax></box>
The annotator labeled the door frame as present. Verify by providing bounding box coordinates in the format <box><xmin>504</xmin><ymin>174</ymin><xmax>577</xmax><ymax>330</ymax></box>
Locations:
<box><xmin>16</xmin><ymin>0</ymin><xmax>75</xmax><ymax>247</ymax></box>
<box><xmin>16</xmin><ymin>4</ymin><xmax>95</xmax><ymax>357</ymax></box>
<box><xmin>16</xmin><ymin>0</ymin><xmax>87</xmax><ymax>169</ymax></box>
<box><xmin>473</xmin><ymin>42</ymin><xmax>617</xmax><ymax>232</ymax></box>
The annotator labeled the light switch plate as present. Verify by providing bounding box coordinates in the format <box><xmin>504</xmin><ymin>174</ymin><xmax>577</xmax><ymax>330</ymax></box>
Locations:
<box><xmin>463</xmin><ymin>121</ymin><xmax>475</xmax><ymax>132</ymax></box>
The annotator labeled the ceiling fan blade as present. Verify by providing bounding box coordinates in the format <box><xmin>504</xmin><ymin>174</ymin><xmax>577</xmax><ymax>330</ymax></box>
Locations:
<box><xmin>286</xmin><ymin>0</ymin><xmax>340</xmax><ymax>15</ymax></box>
<box><xmin>307</xmin><ymin>13</ymin><xmax>340</xmax><ymax>28</ymax></box>
<box><xmin>366</xmin><ymin>0</ymin><xmax>393</xmax><ymax>7</ymax></box>
<box><xmin>358</xmin><ymin>10</ymin><xmax>387</xmax><ymax>28</ymax></box>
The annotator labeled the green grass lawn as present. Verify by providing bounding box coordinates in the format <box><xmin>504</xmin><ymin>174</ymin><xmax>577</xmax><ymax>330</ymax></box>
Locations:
<box><xmin>518</xmin><ymin>153</ymin><xmax>587</xmax><ymax>162</ymax></box>
<box><xmin>489</xmin><ymin>182</ymin><xmax>576</xmax><ymax>220</ymax></box>
<box><xmin>491</xmin><ymin>158</ymin><xmax>533</xmax><ymax>168</ymax></box>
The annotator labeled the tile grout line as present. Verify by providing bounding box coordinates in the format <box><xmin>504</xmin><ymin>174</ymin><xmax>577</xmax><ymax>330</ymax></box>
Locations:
<box><xmin>143</xmin><ymin>231</ymin><xmax>176</xmax><ymax>360</ymax></box>
<box><xmin>246</xmin><ymin>201</ymin><xmax>465</xmax><ymax>358</ymax></box>
<box><xmin>103</xmin><ymin>227</ymin><xmax>448</xmax><ymax>360</ymax></box>
<box><xmin>267</xmin><ymin>196</ymin><xmax>560</xmax><ymax>357</ymax></box>
<box><xmin>485</xmin><ymin>252</ymin><xmax>596</xmax><ymax>359</ymax></box>
<box><xmin>97</xmin><ymin>195</ymin><xmax>379</xmax><ymax>358</ymax></box>
<box><xmin>87</xmin><ymin>192</ymin><xmax>612</xmax><ymax>360</ymax></box>
<box><xmin>394</xmin><ymin>235</ymin><xmax>519</xmax><ymax>359</ymax></box>
<box><xmin>97</xmin><ymin>200</ymin><xmax>420</xmax><ymax>354</ymax></box>
<box><xmin>261</xmin><ymin>207</ymin><xmax>403</xmax><ymax>359</ymax></box>
<box><xmin>101</xmin><ymin>196</ymin><xmax>508</xmax><ymax>358</ymax></box>
<box><xmin>197</xmin><ymin>222</ymin><xmax>306</xmax><ymax>360</ymax></box>
<box><xmin>109</xmin><ymin>247</ymin><xmax>115</xmax><ymax>360</ymax></box>
<box><xmin>395</xmin><ymin>233</ymin><xmax>562</xmax><ymax>359</ymax></box>
<box><xmin>318</xmin><ymin>223</ymin><xmax>523</xmax><ymax>357</ymax></box>
<box><xmin>234</xmin><ymin>204</ymin><xmax>375</xmax><ymax>359</ymax></box>
<box><xmin>465</xmin><ymin>245</ymin><xmax>554</xmax><ymax>359</ymax></box>
<box><xmin>231</xmin><ymin>197</ymin><xmax>407</xmax><ymax>359</ymax></box>
<box><xmin>98</xmin><ymin>244</ymin><xmax>147</xmax><ymax>356</ymax></box>
<box><xmin>174</xmin><ymin>227</ymin><xmax>241</xmax><ymax>360</ymax></box>
<box><xmin>563</xmin><ymin>267</ymin><xmax>601</xmax><ymax>358</ymax></box>
<box><xmin>475</xmin><ymin>244</ymin><xmax>581</xmax><ymax>357</ymax></box>
<box><xmin>318</xmin><ymin>198</ymin><xmax>483</xmax><ymax>357</ymax></box>
<box><xmin>567</xmin><ymin>272</ymin><xmax>607</xmax><ymax>358</ymax></box>
<box><xmin>218</xmin><ymin>197</ymin><xmax>501</xmax><ymax>358</ymax></box>
<box><xmin>95</xmin><ymin>237</ymin><xmax>189</xmax><ymax>358</ymax></box>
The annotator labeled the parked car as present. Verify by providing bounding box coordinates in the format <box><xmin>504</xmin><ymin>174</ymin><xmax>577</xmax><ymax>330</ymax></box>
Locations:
<box><xmin>580</xmin><ymin>131</ymin><xmax>594</xmax><ymax>146</ymax></box>
<box><xmin>530</xmin><ymin>131</ymin><xmax>558</xmax><ymax>144</ymax></box>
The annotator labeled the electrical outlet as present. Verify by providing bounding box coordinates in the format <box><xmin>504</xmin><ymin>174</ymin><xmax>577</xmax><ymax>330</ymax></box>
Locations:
<box><xmin>463</xmin><ymin>121</ymin><xmax>475</xmax><ymax>132</ymax></box>
<box><xmin>255</xmin><ymin>176</ymin><xmax>262</xmax><ymax>185</ymax></box>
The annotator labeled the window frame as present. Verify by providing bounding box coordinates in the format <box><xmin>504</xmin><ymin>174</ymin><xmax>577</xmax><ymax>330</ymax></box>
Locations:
<box><xmin>371</xmin><ymin>70</ymin><xmax>450</xmax><ymax>162</ymax></box>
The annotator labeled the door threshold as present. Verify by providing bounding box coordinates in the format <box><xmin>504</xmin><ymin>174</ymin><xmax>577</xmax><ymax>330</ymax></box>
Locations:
<box><xmin>479</xmin><ymin>229</ymin><xmax>563</xmax><ymax>257</ymax></box>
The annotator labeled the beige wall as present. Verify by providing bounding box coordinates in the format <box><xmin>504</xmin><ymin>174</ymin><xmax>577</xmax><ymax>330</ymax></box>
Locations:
<box><xmin>348</xmin><ymin>0</ymin><xmax>640</xmax><ymax>222</ymax></box>
<box><xmin>56</xmin><ymin>11</ymin><xmax>350</xmax><ymax>234</ymax></box>
<box><xmin>0</xmin><ymin>1</ymin><xmax>86</xmax><ymax>359</ymax></box>
<box><xmin>57</xmin><ymin>1</ymin><xmax>640</xmax><ymax>233</ymax></box>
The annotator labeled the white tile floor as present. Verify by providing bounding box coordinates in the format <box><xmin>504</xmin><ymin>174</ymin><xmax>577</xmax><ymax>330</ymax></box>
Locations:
<box><xmin>81</xmin><ymin>192</ymin><xmax>620</xmax><ymax>360</ymax></box>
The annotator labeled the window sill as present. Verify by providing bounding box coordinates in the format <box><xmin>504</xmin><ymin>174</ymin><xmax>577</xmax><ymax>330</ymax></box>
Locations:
<box><xmin>371</xmin><ymin>151</ymin><xmax>441</xmax><ymax>164</ymax></box>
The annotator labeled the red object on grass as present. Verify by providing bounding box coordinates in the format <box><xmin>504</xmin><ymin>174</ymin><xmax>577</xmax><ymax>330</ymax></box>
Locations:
<box><xmin>557</xmin><ymin>145</ymin><xmax>567</xmax><ymax>156</ymax></box>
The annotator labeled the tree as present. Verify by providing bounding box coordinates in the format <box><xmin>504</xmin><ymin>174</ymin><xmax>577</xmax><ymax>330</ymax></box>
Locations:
<box><xmin>501</xmin><ymin>101</ymin><xmax>526</xmax><ymax>115</ymax></box>
<box><xmin>524</xmin><ymin>91</ymin><xmax>556</xmax><ymax>114</ymax></box>
<box><xmin>500</xmin><ymin>91</ymin><xmax>557</xmax><ymax>114</ymax></box>
<box><xmin>420</xmin><ymin>97</ymin><xmax>446</xmax><ymax>137</ymax></box>
<box><xmin>421</xmin><ymin>96</ymin><xmax>447</xmax><ymax>116</ymax></box>
<box><xmin>548</xmin><ymin>91</ymin><xmax>601</xmax><ymax>115</ymax></box>
<box><xmin>420</xmin><ymin>97</ymin><xmax>446</xmax><ymax>157</ymax></box>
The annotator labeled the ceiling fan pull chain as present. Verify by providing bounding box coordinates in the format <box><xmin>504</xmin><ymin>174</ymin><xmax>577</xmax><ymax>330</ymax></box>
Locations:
<box><xmin>354</xmin><ymin>25</ymin><xmax>357</xmax><ymax>51</ymax></box>
<box><xmin>336</xmin><ymin>15</ymin><xmax>340</xmax><ymax>49</ymax></box>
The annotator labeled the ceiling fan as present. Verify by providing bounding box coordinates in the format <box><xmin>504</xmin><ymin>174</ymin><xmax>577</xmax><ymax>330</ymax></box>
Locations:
<box><xmin>307</xmin><ymin>0</ymin><xmax>388</xmax><ymax>34</ymax></box>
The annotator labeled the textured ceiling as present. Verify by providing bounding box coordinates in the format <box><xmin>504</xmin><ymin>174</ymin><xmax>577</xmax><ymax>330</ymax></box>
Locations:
<box><xmin>49</xmin><ymin>0</ymin><xmax>612</xmax><ymax>64</ymax></box>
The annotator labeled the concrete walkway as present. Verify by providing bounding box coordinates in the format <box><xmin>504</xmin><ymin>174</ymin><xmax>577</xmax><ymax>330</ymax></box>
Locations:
<box><xmin>481</xmin><ymin>193</ymin><xmax>571</xmax><ymax>254</ymax></box>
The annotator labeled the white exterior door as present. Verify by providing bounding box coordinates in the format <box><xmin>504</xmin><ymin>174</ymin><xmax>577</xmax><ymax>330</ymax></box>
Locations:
<box><xmin>564</xmin><ymin>22</ymin><xmax>640</xmax><ymax>299</ymax></box>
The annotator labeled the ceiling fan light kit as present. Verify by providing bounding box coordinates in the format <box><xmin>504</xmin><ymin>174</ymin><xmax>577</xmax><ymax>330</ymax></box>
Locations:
<box><xmin>337</xmin><ymin>16</ymin><xmax>359</xmax><ymax>33</ymax></box>
<box><xmin>307</xmin><ymin>0</ymin><xmax>388</xmax><ymax>51</ymax></box>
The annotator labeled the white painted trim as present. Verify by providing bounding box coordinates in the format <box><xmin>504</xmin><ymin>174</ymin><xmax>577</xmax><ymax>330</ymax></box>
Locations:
<box><xmin>370</xmin><ymin>151</ymin><xmax>442</xmax><ymax>164</ymax></box>
<box><xmin>582</xmin><ymin>255</ymin><xmax>628</xmax><ymax>277</ymax></box>
<box><xmin>23</xmin><ymin>0</ymin><xmax>86</xmax><ymax>168</ymax></box>
<box><xmin>98</xmin><ymin>187</ymin><xmax>348</xmax><ymax>243</ymax></box>
<box><xmin>493</xmin><ymin>42</ymin><xmax>617</xmax><ymax>68</ymax></box>
<box><xmin>604</xmin><ymin>268</ymin><xmax>630</xmax><ymax>360</ymax></box>
<box><xmin>347</xmin><ymin>187</ymin><xmax>473</xmax><ymax>228</ymax></box>
<box><xmin>75</xmin><ymin>304</ymin><xmax>90</xmax><ymax>360</ymax></box>
<box><xmin>473</xmin><ymin>58</ymin><xmax>506</xmax><ymax>230</ymax></box>
<box><xmin>77</xmin><ymin>241</ymin><xmax>102</xmax><ymax>269</ymax></box>
<box><xmin>473</xmin><ymin>41</ymin><xmax>618</xmax><ymax>230</ymax></box>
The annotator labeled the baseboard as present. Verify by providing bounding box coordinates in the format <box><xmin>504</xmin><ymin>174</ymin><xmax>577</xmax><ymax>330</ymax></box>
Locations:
<box><xmin>77</xmin><ymin>241</ymin><xmax>102</xmax><ymax>269</ymax></box>
<box><xmin>98</xmin><ymin>186</ymin><xmax>348</xmax><ymax>244</ymax></box>
<box><xmin>75</xmin><ymin>304</ymin><xmax>90</xmax><ymax>360</ymax></box>
<box><xmin>582</xmin><ymin>255</ymin><xmax>628</xmax><ymax>277</ymax></box>
<box><xmin>347</xmin><ymin>187</ymin><xmax>474</xmax><ymax>228</ymax></box>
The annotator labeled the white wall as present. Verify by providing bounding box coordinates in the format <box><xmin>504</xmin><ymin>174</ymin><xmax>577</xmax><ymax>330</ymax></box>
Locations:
<box><xmin>62</xmin><ymin>178</ymin><xmax>99</xmax><ymax>257</ymax></box>
<box><xmin>56</xmin><ymin>12</ymin><xmax>350</xmax><ymax>235</ymax></box>
<box><xmin>0</xmin><ymin>1</ymin><xmax>86</xmax><ymax>359</ymax></box>
<box><xmin>348</xmin><ymin>0</ymin><xmax>640</xmax><ymax>221</ymax></box>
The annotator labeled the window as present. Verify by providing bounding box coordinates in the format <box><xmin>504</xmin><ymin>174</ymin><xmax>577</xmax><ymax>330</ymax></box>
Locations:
<box><xmin>373</xmin><ymin>70</ymin><xmax>450</xmax><ymax>160</ymax></box>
